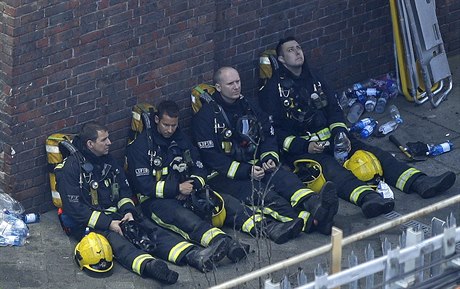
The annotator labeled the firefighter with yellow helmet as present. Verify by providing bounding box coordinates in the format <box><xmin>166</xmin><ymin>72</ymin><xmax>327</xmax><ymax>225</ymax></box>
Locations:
<box><xmin>126</xmin><ymin>100</ymin><xmax>251</xmax><ymax>264</ymax></box>
<box><xmin>56</xmin><ymin>122</ymin><xmax>235</xmax><ymax>283</ymax></box>
<box><xmin>259</xmin><ymin>36</ymin><xmax>456</xmax><ymax>218</ymax></box>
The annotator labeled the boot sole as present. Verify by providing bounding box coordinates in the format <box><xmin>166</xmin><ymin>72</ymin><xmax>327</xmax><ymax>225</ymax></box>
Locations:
<box><xmin>272</xmin><ymin>218</ymin><xmax>303</xmax><ymax>244</ymax></box>
<box><xmin>419</xmin><ymin>172</ymin><xmax>456</xmax><ymax>199</ymax></box>
<box><xmin>362</xmin><ymin>199</ymin><xmax>394</xmax><ymax>218</ymax></box>
<box><xmin>146</xmin><ymin>260</ymin><xmax>179</xmax><ymax>284</ymax></box>
<box><xmin>318</xmin><ymin>181</ymin><xmax>339</xmax><ymax>224</ymax></box>
<box><xmin>210</xmin><ymin>238</ymin><xmax>230</xmax><ymax>264</ymax></box>
<box><xmin>227</xmin><ymin>243</ymin><xmax>250</xmax><ymax>263</ymax></box>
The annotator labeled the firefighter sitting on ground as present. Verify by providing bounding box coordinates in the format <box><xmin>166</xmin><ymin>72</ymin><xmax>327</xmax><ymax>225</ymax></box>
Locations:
<box><xmin>192</xmin><ymin>67</ymin><xmax>339</xmax><ymax>238</ymax></box>
<box><xmin>126</xmin><ymin>100</ymin><xmax>253</xmax><ymax>265</ymax></box>
<box><xmin>55</xmin><ymin>122</ymin><xmax>228</xmax><ymax>283</ymax></box>
<box><xmin>258</xmin><ymin>36</ymin><xmax>456</xmax><ymax>218</ymax></box>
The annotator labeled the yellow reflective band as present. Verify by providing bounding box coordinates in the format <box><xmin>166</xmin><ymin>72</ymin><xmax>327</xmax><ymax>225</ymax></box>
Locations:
<box><xmin>349</xmin><ymin>185</ymin><xmax>374</xmax><ymax>204</ymax></box>
<box><xmin>151</xmin><ymin>212</ymin><xmax>190</xmax><ymax>240</ymax></box>
<box><xmin>329</xmin><ymin>122</ymin><xmax>347</xmax><ymax>131</ymax></box>
<box><xmin>396</xmin><ymin>168</ymin><xmax>420</xmax><ymax>191</ymax></box>
<box><xmin>162</xmin><ymin>167</ymin><xmax>168</xmax><ymax>175</ymax></box>
<box><xmin>46</xmin><ymin>144</ymin><xmax>60</xmax><ymax>154</ymax></box>
<box><xmin>200</xmin><ymin>227</ymin><xmax>225</xmax><ymax>247</ymax></box>
<box><xmin>190</xmin><ymin>175</ymin><xmax>206</xmax><ymax>187</ymax></box>
<box><xmin>283</xmin><ymin>136</ymin><xmax>295</xmax><ymax>152</ymax></box>
<box><xmin>138</xmin><ymin>193</ymin><xmax>149</xmax><ymax>203</ymax></box>
<box><xmin>227</xmin><ymin>161</ymin><xmax>240</xmax><ymax>179</ymax></box>
<box><xmin>260</xmin><ymin>207</ymin><xmax>292</xmax><ymax>222</ymax></box>
<box><xmin>104</xmin><ymin>206</ymin><xmax>117</xmax><ymax>213</ymax></box>
<box><xmin>132</xmin><ymin>254</ymin><xmax>154</xmax><ymax>275</ymax></box>
<box><xmin>88</xmin><ymin>211</ymin><xmax>101</xmax><ymax>228</ymax></box>
<box><xmin>260</xmin><ymin>151</ymin><xmax>279</xmax><ymax>162</ymax></box>
<box><xmin>118</xmin><ymin>197</ymin><xmax>134</xmax><ymax>208</ymax></box>
<box><xmin>260</xmin><ymin>56</ymin><xmax>271</xmax><ymax>65</ymax></box>
<box><xmin>297</xmin><ymin>211</ymin><xmax>311</xmax><ymax>231</ymax></box>
<box><xmin>156</xmin><ymin>181</ymin><xmax>165</xmax><ymax>198</ymax></box>
<box><xmin>302</xmin><ymin>128</ymin><xmax>331</xmax><ymax>142</ymax></box>
<box><xmin>242</xmin><ymin>214</ymin><xmax>263</xmax><ymax>233</ymax></box>
<box><xmin>290</xmin><ymin>188</ymin><xmax>315</xmax><ymax>207</ymax></box>
<box><xmin>168</xmin><ymin>241</ymin><xmax>194</xmax><ymax>264</ymax></box>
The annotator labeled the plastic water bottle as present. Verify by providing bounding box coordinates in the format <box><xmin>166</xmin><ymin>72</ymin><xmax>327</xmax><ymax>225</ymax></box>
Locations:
<box><xmin>0</xmin><ymin>213</ymin><xmax>29</xmax><ymax>246</ymax></box>
<box><xmin>350</xmin><ymin>117</ymin><xmax>374</xmax><ymax>132</ymax></box>
<box><xmin>377</xmin><ymin>180</ymin><xmax>394</xmax><ymax>199</ymax></box>
<box><xmin>3</xmin><ymin>209</ymin><xmax>40</xmax><ymax>224</ymax></box>
<box><xmin>389</xmin><ymin>104</ymin><xmax>403</xmax><ymax>124</ymax></box>
<box><xmin>378</xmin><ymin>120</ymin><xmax>399</xmax><ymax>135</ymax></box>
<box><xmin>375</xmin><ymin>92</ymin><xmax>389</xmax><ymax>114</ymax></box>
<box><xmin>336</xmin><ymin>92</ymin><xmax>348</xmax><ymax>109</ymax></box>
<box><xmin>427</xmin><ymin>141</ymin><xmax>453</xmax><ymax>156</ymax></box>
<box><xmin>360</xmin><ymin>121</ymin><xmax>378</xmax><ymax>139</ymax></box>
<box><xmin>347</xmin><ymin>102</ymin><xmax>364</xmax><ymax>124</ymax></box>
<box><xmin>365</xmin><ymin>95</ymin><xmax>377</xmax><ymax>112</ymax></box>
<box><xmin>334</xmin><ymin>132</ymin><xmax>351</xmax><ymax>165</ymax></box>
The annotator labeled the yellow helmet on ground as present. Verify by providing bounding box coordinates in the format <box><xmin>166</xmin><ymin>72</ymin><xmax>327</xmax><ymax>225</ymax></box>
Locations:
<box><xmin>344</xmin><ymin>150</ymin><xmax>383</xmax><ymax>182</ymax></box>
<box><xmin>293</xmin><ymin>159</ymin><xmax>326</xmax><ymax>193</ymax></box>
<box><xmin>211</xmin><ymin>191</ymin><xmax>226</xmax><ymax>228</ymax></box>
<box><xmin>74</xmin><ymin>232</ymin><xmax>113</xmax><ymax>275</ymax></box>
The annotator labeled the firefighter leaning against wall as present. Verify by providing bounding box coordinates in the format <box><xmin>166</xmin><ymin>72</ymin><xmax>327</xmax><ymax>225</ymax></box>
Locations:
<box><xmin>54</xmin><ymin>122</ymin><xmax>226</xmax><ymax>283</ymax></box>
<box><xmin>258</xmin><ymin>36</ymin><xmax>456</xmax><ymax>219</ymax></box>
<box><xmin>191</xmin><ymin>67</ymin><xmax>339</xmax><ymax>237</ymax></box>
<box><xmin>125</xmin><ymin>100</ymin><xmax>251</xmax><ymax>265</ymax></box>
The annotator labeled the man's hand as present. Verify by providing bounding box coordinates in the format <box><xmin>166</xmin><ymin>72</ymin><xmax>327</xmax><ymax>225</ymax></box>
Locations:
<box><xmin>120</xmin><ymin>212</ymin><xmax>134</xmax><ymax>223</ymax></box>
<box><xmin>251</xmin><ymin>165</ymin><xmax>265</xmax><ymax>181</ymax></box>
<box><xmin>179</xmin><ymin>180</ymin><xmax>194</xmax><ymax>195</ymax></box>
<box><xmin>308</xmin><ymin>141</ymin><xmax>328</xmax><ymax>154</ymax></box>
<box><xmin>262</xmin><ymin>159</ymin><xmax>276</xmax><ymax>172</ymax></box>
<box><xmin>109</xmin><ymin>220</ymin><xmax>123</xmax><ymax>236</ymax></box>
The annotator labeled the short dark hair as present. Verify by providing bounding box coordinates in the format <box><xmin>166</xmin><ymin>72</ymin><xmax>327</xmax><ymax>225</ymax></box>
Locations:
<box><xmin>276</xmin><ymin>36</ymin><xmax>298</xmax><ymax>56</ymax></box>
<box><xmin>80</xmin><ymin>121</ymin><xmax>108</xmax><ymax>143</ymax></box>
<box><xmin>157</xmin><ymin>100</ymin><xmax>179</xmax><ymax>119</ymax></box>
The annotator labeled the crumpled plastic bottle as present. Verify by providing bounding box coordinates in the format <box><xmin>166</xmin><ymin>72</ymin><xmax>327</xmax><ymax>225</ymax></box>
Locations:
<box><xmin>0</xmin><ymin>190</ymin><xmax>25</xmax><ymax>216</ymax></box>
<box><xmin>376</xmin><ymin>180</ymin><xmax>394</xmax><ymax>199</ymax></box>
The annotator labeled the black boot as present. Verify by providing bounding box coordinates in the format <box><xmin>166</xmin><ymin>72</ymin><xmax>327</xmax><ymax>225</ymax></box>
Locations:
<box><xmin>264</xmin><ymin>218</ymin><xmax>303</xmax><ymax>244</ymax></box>
<box><xmin>185</xmin><ymin>238</ymin><xmax>227</xmax><ymax>272</ymax></box>
<box><xmin>359</xmin><ymin>192</ymin><xmax>394</xmax><ymax>218</ymax></box>
<box><xmin>143</xmin><ymin>259</ymin><xmax>178</xmax><ymax>284</ymax></box>
<box><xmin>410</xmin><ymin>172</ymin><xmax>456</xmax><ymax>198</ymax></box>
<box><xmin>222</xmin><ymin>238</ymin><xmax>250</xmax><ymax>263</ymax></box>
<box><xmin>207</xmin><ymin>237</ymin><xmax>229</xmax><ymax>264</ymax></box>
<box><xmin>303</xmin><ymin>181</ymin><xmax>339</xmax><ymax>234</ymax></box>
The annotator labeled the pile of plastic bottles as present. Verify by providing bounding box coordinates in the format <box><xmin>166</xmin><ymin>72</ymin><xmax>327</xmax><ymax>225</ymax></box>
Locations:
<box><xmin>336</xmin><ymin>73</ymin><xmax>399</xmax><ymax>124</ymax></box>
<box><xmin>0</xmin><ymin>190</ymin><xmax>31</xmax><ymax>246</ymax></box>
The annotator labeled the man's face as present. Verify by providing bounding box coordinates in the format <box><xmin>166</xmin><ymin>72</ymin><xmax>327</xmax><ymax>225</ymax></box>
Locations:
<box><xmin>215</xmin><ymin>68</ymin><xmax>241</xmax><ymax>104</ymax></box>
<box><xmin>278</xmin><ymin>40</ymin><xmax>304</xmax><ymax>69</ymax></box>
<box><xmin>87</xmin><ymin>130</ymin><xmax>111</xmax><ymax>157</ymax></box>
<box><xmin>155</xmin><ymin>113</ymin><xmax>178</xmax><ymax>138</ymax></box>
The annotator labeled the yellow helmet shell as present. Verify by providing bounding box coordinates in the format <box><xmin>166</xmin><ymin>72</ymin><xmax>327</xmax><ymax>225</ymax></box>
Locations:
<box><xmin>293</xmin><ymin>159</ymin><xmax>326</xmax><ymax>193</ymax></box>
<box><xmin>344</xmin><ymin>150</ymin><xmax>383</xmax><ymax>182</ymax></box>
<box><xmin>74</xmin><ymin>232</ymin><xmax>113</xmax><ymax>273</ymax></box>
<box><xmin>211</xmin><ymin>191</ymin><xmax>226</xmax><ymax>228</ymax></box>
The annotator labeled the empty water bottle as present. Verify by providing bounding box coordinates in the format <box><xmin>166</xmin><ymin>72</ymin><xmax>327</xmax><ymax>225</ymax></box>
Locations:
<box><xmin>3</xmin><ymin>209</ymin><xmax>40</xmax><ymax>224</ymax></box>
<box><xmin>347</xmin><ymin>102</ymin><xmax>364</xmax><ymax>124</ymax></box>
<box><xmin>334</xmin><ymin>132</ymin><xmax>351</xmax><ymax>165</ymax></box>
<box><xmin>0</xmin><ymin>212</ymin><xmax>29</xmax><ymax>246</ymax></box>
<box><xmin>350</xmin><ymin>117</ymin><xmax>374</xmax><ymax>132</ymax></box>
<box><xmin>336</xmin><ymin>92</ymin><xmax>348</xmax><ymax>109</ymax></box>
<box><xmin>360</xmin><ymin>121</ymin><xmax>378</xmax><ymax>139</ymax></box>
<box><xmin>389</xmin><ymin>104</ymin><xmax>403</xmax><ymax>124</ymax></box>
<box><xmin>378</xmin><ymin>120</ymin><xmax>399</xmax><ymax>135</ymax></box>
<box><xmin>375</xmin><ymin>92</ymin><xmax>389</xmax><ymax>114</ymax></box>
<box><xmin>377</xmin><ymin>180</ymin><xmax>394</xmax><ymax>199</ymax></box>
<box><xmin>365</xmin><ymin>95</ymin><xmax>377</xmax><ymax>112</ymax></box>
<box><xmin>428</xmin><ymin>141</ymin><xmax>453</xmax><ymax>156</ymax></box>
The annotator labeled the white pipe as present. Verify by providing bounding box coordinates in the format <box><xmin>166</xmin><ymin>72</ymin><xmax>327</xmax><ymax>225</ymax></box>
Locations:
<box><xmin>210</xmin><ymin>194</ymin><xmax>460</xmax><ymax>289</ymax></box>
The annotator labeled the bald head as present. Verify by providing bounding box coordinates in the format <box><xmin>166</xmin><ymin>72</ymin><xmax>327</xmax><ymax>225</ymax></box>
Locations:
<box><xmin>213</xmin><ymin>67</ymin><xmax>241</xmax><ymax>104</ymax></box>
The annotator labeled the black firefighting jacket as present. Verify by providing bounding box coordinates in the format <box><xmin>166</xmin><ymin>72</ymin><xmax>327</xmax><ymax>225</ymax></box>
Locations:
<box><xmin>192</xmin><ymin>92</ymin><xmax>279</xmax><ymax>180</ymax></box>
<box><xmin>259</xmin><ymin>63</ymin><xmax>348</xmax><ymax>156</ymax></box>
<box><xmin>125</xmin><ymin>126</ymin><xmax>207</xmax><ymax>203</ymax></box>
<box><xmin>55</xmin><ymin>136</ymin><xmax>136</xmax><ymax>231</ymax></box>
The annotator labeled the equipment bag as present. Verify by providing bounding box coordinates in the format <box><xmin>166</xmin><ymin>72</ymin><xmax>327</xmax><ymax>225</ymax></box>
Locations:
<box><xmin>128</xmin><ymin>103</ymin><xmax>156</xmax><ymax>143</ymax></box>
<box><xmin>45</xmin><ymin>133</ymin><xmax>76</xmax><ymax>208</ymax></box>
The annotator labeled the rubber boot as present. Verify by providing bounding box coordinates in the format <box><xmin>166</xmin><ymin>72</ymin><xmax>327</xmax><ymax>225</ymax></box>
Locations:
<box><xmin>302</xmin><ymin>181</ymin><xmax>339</xmax><ymax>235</ymax></box>
<box><xmin>143</xmin><ymin>259</ymin><xmax>178</xmax><ymax>284</ymax></box>
<box><xmin>359</xmin><ymin>192</ymin><xmax>394</xmax><ymax>218</ymax></box>
<box><xmin>410</xmin><ymin>172</ymin><xmax>456</xmax><ymax>199</ymax></box>
<box><xmin>185</xmin><ymin>238</ymin><xmax>227</xmax><ymax>272</ymax></box>
<box><xmin>222</xmin><ymin>238</ymin><xmax>250</xmax><ymax>263</ymax></box>
<box><xmin>264</xmin><ymin>218</ymin><xmax>303</xmax><ymax>244</ymax></box>
<box><xmin>207</xmin><ymin>237</ymin><xmax>230</xmax><ymax>264</ymax></box>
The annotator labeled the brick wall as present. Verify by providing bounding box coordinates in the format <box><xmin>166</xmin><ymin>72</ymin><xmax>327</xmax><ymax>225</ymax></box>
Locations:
<box><xmin>0</xmin><ymin>0</ymin><xmax>458</xmax><ymax>212</ymax></box>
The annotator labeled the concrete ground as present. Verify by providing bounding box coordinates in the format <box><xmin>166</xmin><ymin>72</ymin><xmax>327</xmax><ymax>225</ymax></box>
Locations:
<box><xmin>1</xmin><ymin>54</ymin><xmax>459</xmax><ymax>289</ymax></box>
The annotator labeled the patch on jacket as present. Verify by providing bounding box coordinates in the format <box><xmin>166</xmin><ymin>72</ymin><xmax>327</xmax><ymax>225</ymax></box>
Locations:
<box><xmin>67</xmin><ymin>195</ymin><xmax>79</xmax><ymax>203</ymax></box>
<box><xmin>195</xmin><ymin>160</ymin><xmax>204</xmax><ymax>168</ymax></box>
<box><xmin>198</xmin><ymin>140</ymin><xmax>214</xmax><ymax>149</ymax></box>
<box><xmin>135</xmin><ymin>167</ymin><xmax>150</xmax><ymax>176</ymax></box>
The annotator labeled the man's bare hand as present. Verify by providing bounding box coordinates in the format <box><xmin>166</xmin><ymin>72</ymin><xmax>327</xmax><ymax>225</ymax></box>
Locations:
<box><xmin>308</xmin><ymin>142</ymin><xmax>327</xmax><ymax>154</ymax></box>
<box><xmin>120</xmin><ymin>212</ymin><xmax>134</xmax><ymax>223</ymax></box>
<box><xmin>179</xmin><ymin>180</ymin><xmax>194</xmax><ymax>195</ymax></box>
<box><xmin>262</xmin><ymin>159</ymin><xmax>276</xmax><ymax>172</ymax></box>
<box><xmin>109</xmin><ymin>220</ymin><xmax>123</xmax><ymax>236</ymax></box>
<box><xmin>251</xmin><ymin>165</ymin><xmax>265</xmax><ymax>181</ymax></box>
